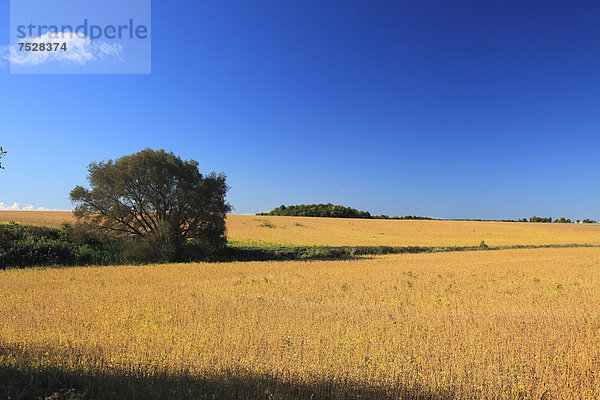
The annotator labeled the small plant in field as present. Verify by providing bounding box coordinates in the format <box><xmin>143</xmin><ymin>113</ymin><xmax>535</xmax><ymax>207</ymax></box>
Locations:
<box><xmin>259</xmin><ymin>222</ymin><xmax>276</xmax><ymax>228</ymax></box>
<box><xmin>294</xmin><ymin>222</ymin><xmax>305</xmax><ymax>227</ymax></box>
<box><xmin>281</xmin><ymin>336</ymin><xmax>292</xmax><ymax>349</ymax></box>
<box><xmin>479</xmin><ymin>240</ymin><xmax>489</xmax><ymax>249</ymax></box>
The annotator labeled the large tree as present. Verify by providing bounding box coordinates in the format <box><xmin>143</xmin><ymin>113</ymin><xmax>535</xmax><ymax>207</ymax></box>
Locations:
<box><xmin>70</xmin><ymin>148</ymin><xmax>231</xmax><ymax>261</ymax></box>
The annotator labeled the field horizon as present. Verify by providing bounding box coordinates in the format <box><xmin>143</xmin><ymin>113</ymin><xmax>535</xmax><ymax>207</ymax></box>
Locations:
<box><xmin>1</xmin><ymin>210</ymin><xmax>599</xmax><ymax>248</ymax></box>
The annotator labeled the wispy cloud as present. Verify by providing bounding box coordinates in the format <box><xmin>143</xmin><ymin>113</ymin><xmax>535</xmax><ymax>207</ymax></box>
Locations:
<box><xmin>0</xmin><ymin>202</ymin><xmax>64</xmax><ymax>211</ymax></box>
<box><xmin>0</xmin><ymin>32</ymin><xmax>122</xmax><ymax>67</ymax></box>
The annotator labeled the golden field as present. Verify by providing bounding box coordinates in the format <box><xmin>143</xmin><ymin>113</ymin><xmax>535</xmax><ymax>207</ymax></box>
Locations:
<box><xmin>0</xmin><ymin>210</ymin><xmax>74</xmax><ymax>228</ymax></box>
<box><xmin>3</xmin><ymin>247</ymin><xmax>600</xmax><ymax>398</ymax></box>
<box><xmin>227</xmin><ymin>215</ymin><xmax>600</xmax><ymax>247</ymax></box>
<box><xmin>1</xmin><ymin>211</ymin><xmax>600</xmax><ymax>247</ymax></box>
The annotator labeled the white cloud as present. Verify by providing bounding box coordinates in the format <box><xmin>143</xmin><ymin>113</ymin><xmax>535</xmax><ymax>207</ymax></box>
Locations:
<box><xmin>0</xmin><ymin>202</ymin><xmax>64</xmax><ymax>211</ymax></box>
<box><xmin>0</xmin><ymin>202</ymin><xmax>21</xmax><ymax>210</ymax></box>
<box><xmin>0</xmin><ymin>32</ymin><xmax>123</xmax><ymax>67</ymax></box>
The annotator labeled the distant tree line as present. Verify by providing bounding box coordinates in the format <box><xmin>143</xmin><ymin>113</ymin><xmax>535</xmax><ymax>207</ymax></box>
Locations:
<box><xmin>261</xmin><ymin>204</ymin><xmax>371</xmax><ymax>218</ymax></box>
<box><xmin>259</xmin><ymin>205</ymin><xmax>598</xmax><ymax>224</ymax></box>
<box><xmin>373</xmin><ymin>215</ymin><xmax>434</xmax><ymax>220</ymax></box>
<box><xmin>526</xmin><ymin>216</ymin><xmax>597</xmax><ymax>223</ymax></box>
<box><xmin>450</xmin><ymin>216</ymin><xmax>597</xmax><ymax>223</ymax></box>
<box><xmin>455</xmin><ymin>219</ymin><xmax>522</xmax><ymax>222</ymax></box>
<box><xmin>259</xmin><ymin>204</ymin><xmax>433</xmax><ymax>220</ymax></box>
<box><xmin>528</xmin><ymin>216</ymin><xmax>553</xmax><ymax>223</ymax></box>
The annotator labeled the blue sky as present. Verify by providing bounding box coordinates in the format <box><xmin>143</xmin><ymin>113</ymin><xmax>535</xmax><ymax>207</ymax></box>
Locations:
<box><xmin>1</xmin><ymin>1</ymin><xmax>600</xmax><ymax>219</ymax></box>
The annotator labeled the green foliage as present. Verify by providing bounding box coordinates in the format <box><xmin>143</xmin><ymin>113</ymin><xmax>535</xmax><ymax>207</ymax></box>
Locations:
<box><xmin>522</xmin><ymin>216</ymin><xmax>597</xmax><ymax>223</ymax></box>
<box><xmin>263</xmin><ymin>204</ymin><xmax>372</xmax><ymax>219</ymax></box>
<box><xmin>70</xmin><ymin>148</ymin><xmax>231</xmax><ymax>262</ymax></box>
<box><xmin>0</xmin><ymin>222</ymin><xmax>119</xmax><ymax>269</ymax></box>
<box><xmin>375</xmin><ymin>215</ymin><xmax>434</xmax><ymax>220</ymax></box>
<box><xmin>224</xmin><ymin>241</ymin><xmax>489</xmax><ymax>261</ymax></box>
<box><xmin>0</xmin><ymin>220</ymin><xmax>231</xmax><ymax>269</ymax></box>
<box><xmin>529</xmin><ymin>216</ymin><xmax>553</xmax><ymax>223</ymax></box>
<box><xmin>121</xmin><ymin>221</ymin><xmax>179</xmax><ymax>264</ymax></box>
<box><xmin>553</xmin><ymin>217</ymin><xmax>572</xmax><ymax>223</ymax></box>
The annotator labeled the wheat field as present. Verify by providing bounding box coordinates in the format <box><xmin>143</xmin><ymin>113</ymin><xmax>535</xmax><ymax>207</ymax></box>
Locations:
<box><xmin>3</xmin><ymin>247</ymin><xmax>600</xmax><ymax>398</ymax></box>
<box><xmin>0</xmin><ymin>211</ymin><xmax>74</xmax><ymax>228</ymax></box>
<box><xmin>227</xmin><ymin>215</ymin><xmax>600</xmax><ymax>247</ymax></box>
<box><xmin>2</xmin><ymin>211</ymin><xmax>600</xmax><ymax>247</ymax></box>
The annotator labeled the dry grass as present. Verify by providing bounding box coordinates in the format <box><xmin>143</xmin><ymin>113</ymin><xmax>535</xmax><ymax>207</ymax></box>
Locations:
<box><xmin>3</xmin><ymin>247</ymin><xmax>600</xmax><ymax>398</ymax></box>
<box><xmin>226</xmin><ymin>214</ymin><xmax>600</xmax><ymax>247</ymax></box>
<box><xmin>3</xmin><ymin>211</ymin><xmax>599</xmax><ymax>248</ymax></box>
<box><xmin>0</xmin><ymin>211</ymin><xmax>74</xmax><ymax>228</ymax></box>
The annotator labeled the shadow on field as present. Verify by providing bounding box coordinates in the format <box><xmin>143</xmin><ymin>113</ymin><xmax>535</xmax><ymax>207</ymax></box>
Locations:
<box><xmin>219</xmin><ymin>243</ymin><xmax>600</xmax><ymax>263</ymax></box>
<box><xmin>0</xmin><ymin>346</ymin><xmax>454</xmax><ymax>400</ymax></box>
<box><xmin>220</xmin><ymin>244</ymin><xmax>440</xmax><ymax>262</ymax></box>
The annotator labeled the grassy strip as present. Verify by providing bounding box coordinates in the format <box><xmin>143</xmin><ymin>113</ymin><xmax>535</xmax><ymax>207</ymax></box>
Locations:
<box><xmin>223</xmin><ymin>241</ymin><xmax>600</xmax><ymax>262</ymax></box>
<box><xmin>3</xmin><ymin>222</ymin><xmax>598</xmax><ymax>268</ymax></box>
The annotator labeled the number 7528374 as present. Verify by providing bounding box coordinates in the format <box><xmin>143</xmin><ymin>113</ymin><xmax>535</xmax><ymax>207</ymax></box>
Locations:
<box><xmin>18</xmin><ymin>42</ymin><xmax>67</xmax><ymax>51</ymax></box>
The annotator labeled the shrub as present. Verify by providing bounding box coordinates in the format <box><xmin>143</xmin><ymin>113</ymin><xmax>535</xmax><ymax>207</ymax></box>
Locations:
<box><xmin>0</xmin><ymin>222</ymin><xmax>120</xmax><ymax>269</ymax></box>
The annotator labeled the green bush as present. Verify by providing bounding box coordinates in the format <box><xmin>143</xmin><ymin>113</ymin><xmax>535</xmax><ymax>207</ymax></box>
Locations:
<box><xmin>0</xmin><ymin>222</ymin><xmax>119</xmax><ymax>269</ymax></box>
<box><xmin>0</xmin><ymin>236</ymin><xmax>115</xmax><ymax>269</ymax></box>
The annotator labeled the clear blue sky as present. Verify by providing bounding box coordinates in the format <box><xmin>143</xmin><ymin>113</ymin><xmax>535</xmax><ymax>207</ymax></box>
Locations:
<box><xmin>1</xmin><ymin>0</ymin><xmax>600</xmax><ymax>219</ymax></box>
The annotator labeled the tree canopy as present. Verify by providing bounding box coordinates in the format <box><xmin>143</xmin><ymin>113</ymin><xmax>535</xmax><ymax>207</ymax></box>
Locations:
<box><xmin>70</xmin><ymin>148</ymin><xmax>231</xmax><ymax>261</ymax></box>
<box><xmin>529</xmin><ymin>216</ymin><xmax>553</xmax><ymax>223</ymax></box>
